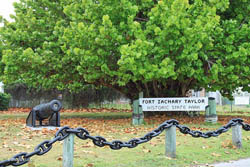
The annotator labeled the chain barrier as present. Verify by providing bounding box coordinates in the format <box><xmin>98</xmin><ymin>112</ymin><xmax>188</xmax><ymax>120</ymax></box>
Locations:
<box><xmin>1</xmin><ymin>118</ymin><xmax>250</xmax><ymax>167</ymax></box>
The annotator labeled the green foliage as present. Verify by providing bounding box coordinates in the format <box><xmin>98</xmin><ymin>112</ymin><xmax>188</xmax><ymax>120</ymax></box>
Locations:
<box><xmin>0</xmin><ymin>40</ymin><xmax>4</xmax><ymax>75</ymax></box>
<box><xmin>0</xmin><ymin>92</ymin><xmax>10</xmax><ymax>111</ymax></box>
<box><xmin>0</xmin><ymin>0</ymin><xmax>249</xmax><ymax>100</ymax></box>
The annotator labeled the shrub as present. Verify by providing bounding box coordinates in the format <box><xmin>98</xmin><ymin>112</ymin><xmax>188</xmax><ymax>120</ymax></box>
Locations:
<box><xmin>0</xmin><ymin>92</ymin><xmax>11</xmax><ymax>111</ymax></box>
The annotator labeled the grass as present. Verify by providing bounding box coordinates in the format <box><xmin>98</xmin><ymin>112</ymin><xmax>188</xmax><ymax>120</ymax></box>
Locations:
<box><xmin>1</xmin><ymin>110</ymin><xmax>250</xmax><ymax>167</ymax></box>
<box><xmin>0</xmin><ymin>112</ymin><xmax>132</xmax><ymax>120</ymax></box>
<box><xmin>61</xmin><ymin>112</ymin><xmax>132</xmax><ymax>119</ymax></box>
<box><xmin>217</xmin><ymin>105</ymin><xmax>250</xmax><ymax>113</ymax></box>
<box><xmin>87</xmin><ymin>103</ymin><xmax>131</xmax><ymax>110</ymax></box>
<box><xmin>216</xmin><ymin>105</ymin><xmax>250</xmax><ymax>117</ymax></box>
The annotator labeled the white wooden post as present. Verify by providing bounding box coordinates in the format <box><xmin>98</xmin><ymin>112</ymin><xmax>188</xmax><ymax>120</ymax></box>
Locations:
<box><xmin>232</xmin><ymin>124</ymin><xmax>242</xmax><ymax>149</ymax></box>
<box><xmin>63</xmin><ymin>134</ymin><xmax>74</xmax><ymax>167</ymax></box>
<box><xmin>165</xmin><ymin>126</ymin><xmax>176</xmax><ymax>158</ymax></box>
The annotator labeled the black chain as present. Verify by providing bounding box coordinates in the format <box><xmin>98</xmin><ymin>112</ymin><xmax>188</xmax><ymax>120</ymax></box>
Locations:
<box><xmin>176</xmin><ymin>118</ymin><xmax>245</xmax><ymax>138</ymax></box>
<box><xmin>1</xmin><ymin>118</ymin><xmax>249</xmax><ymax>167</ymax></box>
<box><xmin>0</xmin><ymin>127</ymin><xmax>67</xmax><ymax>167</ymax></box>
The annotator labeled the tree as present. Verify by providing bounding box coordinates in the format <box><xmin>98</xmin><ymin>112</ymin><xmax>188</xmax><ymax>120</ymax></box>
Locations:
<box><xmin>0</xmin><ymin>0</ymin><xmax>80</xmax><ymax>89</ymax></box>
<box><xmin>1</xmin><ymin>0</ymin><xmax>249</xmax><ymax>100</ymax></box>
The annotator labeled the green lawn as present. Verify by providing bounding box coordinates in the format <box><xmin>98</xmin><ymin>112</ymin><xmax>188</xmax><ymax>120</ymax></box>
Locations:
<box><xmin>1</xmin><ymin>111</ymin><xmax>250</xmax><ymax>167</ymax></box>
<box><xmin>217</xmin><ymin>105</ymin><xmax>250</xmax><ymax>113</ymax></box>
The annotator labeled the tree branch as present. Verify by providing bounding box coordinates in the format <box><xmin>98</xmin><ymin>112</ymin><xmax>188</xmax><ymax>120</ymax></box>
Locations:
<box><xmin>134</xmin><ymin>17</ymin><xmax>148</xmax><ymax>22</ymax></box>
<box><xmin>144</xmin><ymin>83</ymin><xmax>150</xmax><ymax>97</ymax></box>
<box><xmin>153</xmin><ymin>80</ymin><xmax>159</xmax><ymax>97</ymax></box>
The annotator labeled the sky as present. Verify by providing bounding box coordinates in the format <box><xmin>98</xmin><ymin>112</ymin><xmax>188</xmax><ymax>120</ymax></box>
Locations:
<box><xmin>0</xmin><ymin>0</ymin><xmax>19</xmax><ymax>21</ymax></box>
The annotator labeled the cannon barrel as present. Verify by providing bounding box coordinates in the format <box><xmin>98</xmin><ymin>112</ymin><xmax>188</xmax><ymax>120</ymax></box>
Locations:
<box><xmin>26</xmin><ymin>100</ymin><xmax>62</xmax><ymax>127</ymax></box>
<box><xmin>34</xmin><ymin>100</ymin><xmax>62</xmax><ymax>120</ymax></box>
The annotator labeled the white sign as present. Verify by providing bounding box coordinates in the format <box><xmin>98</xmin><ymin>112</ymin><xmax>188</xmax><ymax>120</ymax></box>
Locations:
<box><xmin>139</xmin><ymin>97</ymin><xmax>208</xmax><ymax>111</ymax></box>
<box><xmin>235</xmin><ymin>97</ymin><xmax>249</xmax><ymax>105</ymax></box>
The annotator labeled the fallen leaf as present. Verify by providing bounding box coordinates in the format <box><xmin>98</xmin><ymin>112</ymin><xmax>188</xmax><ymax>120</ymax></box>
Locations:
<box><xmin>211</xmin><ymin>152</ymin><xmax>221</xmax><ymax>157</ymax></box>
<box><xmin>142</xmin><ymin>149</ymin><xmax>151</xmax><ymax>153</ymax></box>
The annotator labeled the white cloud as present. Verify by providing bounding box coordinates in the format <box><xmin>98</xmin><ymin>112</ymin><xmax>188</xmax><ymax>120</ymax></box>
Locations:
<box><xmin>0</xmin><ymin>0</ymin><xmax>19</xmax><ymax>21</ymax></box>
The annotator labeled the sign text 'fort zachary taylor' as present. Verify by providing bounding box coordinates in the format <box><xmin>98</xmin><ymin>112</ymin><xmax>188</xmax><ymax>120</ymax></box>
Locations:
<box><xmin>139</xmin><ymin>98</ymin><xmax>208</xmax><ymax>111</ymax></box>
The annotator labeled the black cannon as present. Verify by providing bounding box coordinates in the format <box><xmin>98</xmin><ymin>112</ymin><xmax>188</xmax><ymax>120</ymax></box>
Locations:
<box><xmin>26</xmin><ymin>100</ymin><xmax>62</xmax><ymax>127</ymax></box>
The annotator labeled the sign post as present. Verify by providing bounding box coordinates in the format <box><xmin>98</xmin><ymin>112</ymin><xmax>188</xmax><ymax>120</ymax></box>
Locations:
<box><xmin>132</xmin><ymin>92</ymin><xmax>144</xmax><ymax>125</ymax></box>
<box><xmin>165</xmin><ymin>125</ymin><xmax>176</xmax><ymax>158</ymax></box>
<box><xmin>232</xmin><ymin>124</ymin><xmax>242</xmax><ymax>148</ymax></box>
<box><xmin>205</xmin><ymin>93</ymin><xmax>218</xmax><ymax>123</ymax></box>
<box><xmin>63</xmin><ymin>134</ymin><xmax>74</xmax><ymax>167</ymax></box>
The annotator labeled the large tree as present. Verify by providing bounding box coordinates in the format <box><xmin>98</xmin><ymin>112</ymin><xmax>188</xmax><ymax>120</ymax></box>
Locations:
<box><xmin>1</xmin><ymin>0</ymin><xmax>249</xmax><ymax>100</ymax></box>
<box><xmin>0</xmin><ymin>0</ymin><xmax>78</xmax><ymax>89</ymax></box>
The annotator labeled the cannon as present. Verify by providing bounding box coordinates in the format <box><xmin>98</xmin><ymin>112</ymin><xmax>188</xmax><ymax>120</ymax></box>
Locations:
<box><xmin>26</xmin><ymin>100</ymin><xmax>62</xmax><ymax>127</ymax></box>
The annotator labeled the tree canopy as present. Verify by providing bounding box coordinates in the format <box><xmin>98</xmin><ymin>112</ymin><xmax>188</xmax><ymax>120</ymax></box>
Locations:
<box><xmin>0</xmin><ymin>0</ymin><xmax>249</xmax><ymax>100</ymax></box>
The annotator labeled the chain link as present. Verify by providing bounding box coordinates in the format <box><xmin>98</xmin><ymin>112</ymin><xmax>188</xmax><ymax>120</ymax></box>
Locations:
<box><xmin>241</xmin><ymin>123</ymin><xmax>250</xmax><ymax>131</ymax></box>
<box><xmin>35</xmin><ymin>140</ymin><xmax>53</xmax><ymax>155</ymax></box>
<box><xmin>1</xmin><ymin>118</ymin><xmax>250</xmax><ymax>166</ymax></box>
<box><xmin>12</xmin><ymin>153</ymin><xmax>30</xmax><ymax>166</ymax></box>
<box><xmin>75</xmin><ymin>127</ymin><xmax>89</xmax><ymax>140</ymax></box>
<box><xmin>0</xmin><ymin>159</ymin><xmax>17</xmax><ymax>167</ymax></box>
<box><xmin>55</xmin><ymin>126</ymin><xmax>70</xmax><ymax>141</ymax></box>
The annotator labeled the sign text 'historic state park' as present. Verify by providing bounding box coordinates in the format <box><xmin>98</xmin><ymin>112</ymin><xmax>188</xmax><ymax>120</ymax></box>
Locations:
<box><xmin>139</xmin><ymin>97</ymin><xmax>208</xmax><ymax>111</ymax></box>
